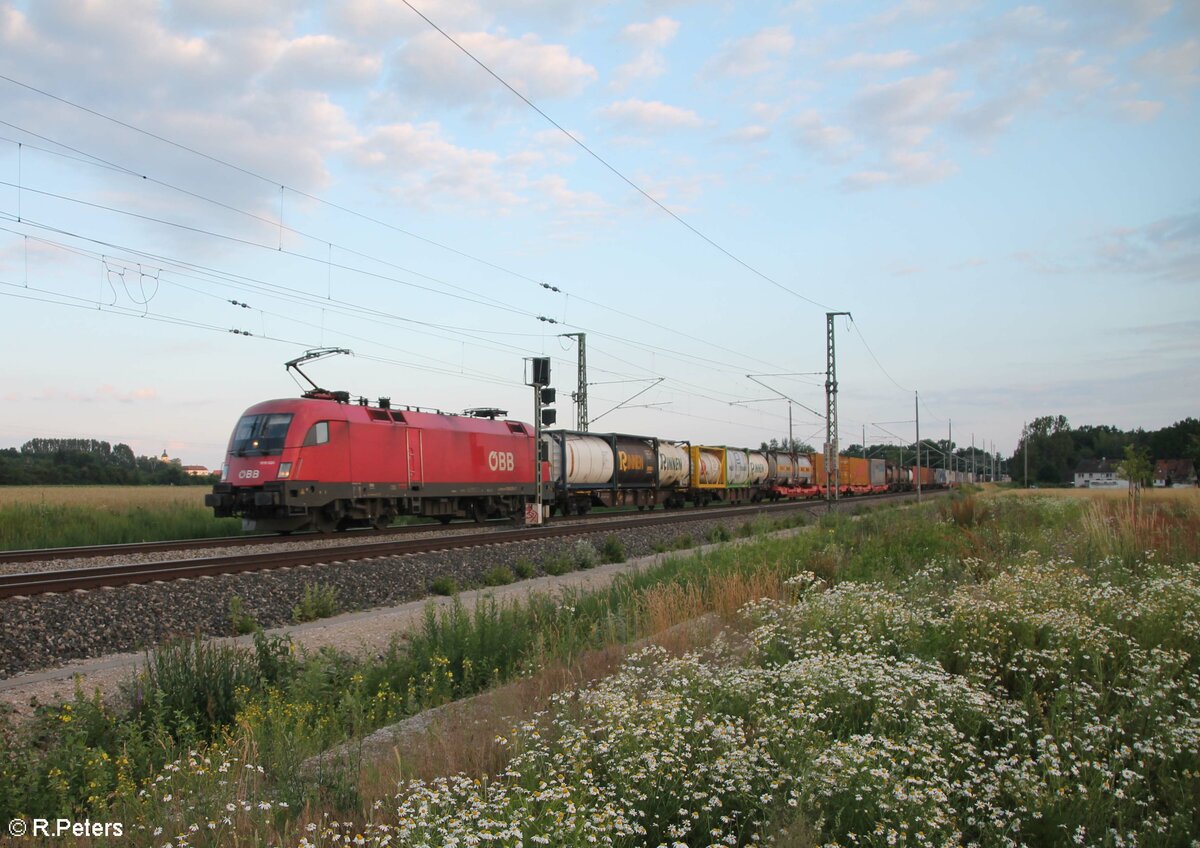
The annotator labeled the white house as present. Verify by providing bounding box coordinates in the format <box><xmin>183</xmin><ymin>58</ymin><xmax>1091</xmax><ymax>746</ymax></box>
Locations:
<box><xmin>1073</xmin><ymin>458</ymin><xmax>1124</xmax><ymax>489</ymax></box>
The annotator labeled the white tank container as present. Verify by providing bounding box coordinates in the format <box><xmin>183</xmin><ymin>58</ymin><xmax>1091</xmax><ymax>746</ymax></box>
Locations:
<box><xmin>748</xmin><ymin>451</ymin><xmax>768</xmax><ymax>485</ymax></box>
<box><xmin>727</xmin><ymin>449</ymin><xmax>749</xmax><ymax>486</ymax></box>
<box><xmin>774</xmin><ymin>453</ymin><xmax>795</xmax><ymax>483</ymax></box>
<box><xmin>658</xmin><ymin>441</ymin><xmax>690</xmax><ymax>487</ymax></box>
<box><xmin>697</xmin><ymin>451</ymin><xmax>722</xmax><ymax>484</ymax></box>
<box><xmin>548</xmin><ymin>434</ymin><xmax>614</xmax><ymax>485</ymax></box>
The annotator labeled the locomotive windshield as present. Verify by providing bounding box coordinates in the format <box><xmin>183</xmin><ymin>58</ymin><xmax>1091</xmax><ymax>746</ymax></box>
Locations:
<box><xmin>230</xmin><ymin>413</ymin><xmax>293</xmax><ymax>456</ymax></box>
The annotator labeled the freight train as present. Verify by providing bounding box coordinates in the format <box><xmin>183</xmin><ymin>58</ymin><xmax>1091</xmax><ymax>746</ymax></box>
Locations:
<box><xmin>206</xmin><ymin>392</ymin><xmax>972</xmax><ymax>533</ymax></box>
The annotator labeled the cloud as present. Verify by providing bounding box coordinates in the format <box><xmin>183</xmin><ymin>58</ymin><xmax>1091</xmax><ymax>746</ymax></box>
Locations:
<box><xmin>598</xmin><ymin>98</ymin><xmax>705</xmax><ymax>132</ymax></box>
<box><xmin>611</xmin><ymin>16</ymin><xmax>679</xmax><ymax>90</ymax></box>
<box><xmin>389</xmin><ymin>29</ymin><xmax>597</xmax><ymax>106</ymax></box>
<box><xmin>859</xmin><ymin>0</ymin><xmax>979</xmax><ymax>32</ymax></box>
<box><xmin>96</xmin><ymin>385</ymin><xmax>159</xmax><ymax>403</ymax></box>
<box><xmin>266</xmin><ymin>34</ymin><xmax>382</xmax><ymax>89</ymax></box>
<box><xmin>1014</xmin><ymin>207</ymin><xmax>1200</xmax><ymax>284</ymax></box>
<box><xmin>348</xmin><ymin>121</ymin><xmax>523</xmax><ymax>209</ymax></box>
<box><xmin>1116</xmin><ymin>98</ymin><xmax>1164</xmax><ymax>122</ymax></box>
<box><xmin>831</xmin><ymin>50</ymin><xmax>920</xmax><ymax>72</ymax></box>
<box><xmin>841</xmin><ymin>149</ymin><xmax>957</xmax><ymax>190</ymax></box>
<box><xmin>850</xmin><ymin>67</ymin><xmax>968</xmax><ymax>147</ymax></box>
<box><xmin>328</xmin><ymin>0</ymin><xmax>492</xmax><ymax>44</ymax></box>
<box><xmin>703</xmin><ymin>25</ymin><xmax>795</xmax><ymax>78</ymax></box>
<box><xmin>1091</xmin><ymin>208</ymin><xmax>1200</xmax><ymax>283</ymax></box>
<box><xmin>167</xmin><ymin>0</ymin><xmax>304</xmax><ymax>29</ymax></box>
<box><xmin>791</xmin><ymin>109</ymin><xmax>857</xmax><ymax>160</ymax></box>
<box><xmin>1115</xmin><ymin>319</ymin><xmax>1200</xmax><ymax>344</ymax></box>
<box><xmin>723</xmin><ymin>124</ymin><xmax>772</xmax><ymax>144</ymax></box>
<box><xmin>627</xmin><ymin>168</ymin><xmax>721</xmax><ymax>214</ymax></box>
<box><xmin>1062</xmin><ymin>0</ymin><xmax>1172</xmax><ymax>46</ymax></box>
<box><xmin>1136</xmin><ymin>38</ymin><xmax>1200</xmax><ymax>88</ymax></box>
<box><xmin>530</xmin><ymin>174</ymin><xmax>611</xmax><ymax>220</ymax></box>
<box><xmin>0</xmin><ymin>2</ymin><xmax>357</xmax><ymax>214</ymax></box>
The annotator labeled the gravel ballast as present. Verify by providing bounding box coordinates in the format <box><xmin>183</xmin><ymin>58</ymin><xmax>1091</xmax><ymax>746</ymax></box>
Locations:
<box><xmin>0</xmin><ymin>496</ymin><xmax>921</xmax><ymax>681</ymax></box>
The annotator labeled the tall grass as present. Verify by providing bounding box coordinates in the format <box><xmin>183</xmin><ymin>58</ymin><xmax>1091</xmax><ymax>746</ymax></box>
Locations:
<box><xmin>0</xmin><ymin>500</ymin><xmax>243</xmax><ymax>549</ymax></box>
<box><xmin>3</xmin><ymin>491</ymin><xmax>1197</xmax><ymax>845</ymax></box>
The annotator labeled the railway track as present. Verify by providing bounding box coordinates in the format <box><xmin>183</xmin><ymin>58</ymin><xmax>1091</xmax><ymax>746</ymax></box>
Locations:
<box><xmin>0</xmin><ymin>494</ymin><xmax>924</xmax><ymax>600</ymax></box>
<box><xmin>0</xmin><ymin>495</ymin><xmax>852</xmax><ymax>566</ymax></box>
<box><xmin>0</xmin><ymin>521</ymin><xmax>453</xmax><ymax>565</ymax></box>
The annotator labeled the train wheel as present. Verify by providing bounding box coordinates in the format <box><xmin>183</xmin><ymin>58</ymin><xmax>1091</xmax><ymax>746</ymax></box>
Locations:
<box><xmin>437</xmin><ymin>516</ymin><xmax>453</xmax><ymax>525</ymax></box>
<box><xmin>374</xmin><ymin>512</ymin><xmax>394</xmax><ymax>531</ymax></box>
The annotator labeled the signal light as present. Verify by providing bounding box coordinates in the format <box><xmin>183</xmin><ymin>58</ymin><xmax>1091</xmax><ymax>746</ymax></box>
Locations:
<box><xmin>541</xmin><ymin>409</ymin><xmax>557</xmax><ymax>426</ymax></box>
<box><xmin>540</xmin><ymin>387</ymin><xmax>556</xmax><ymax>404</ymax></box>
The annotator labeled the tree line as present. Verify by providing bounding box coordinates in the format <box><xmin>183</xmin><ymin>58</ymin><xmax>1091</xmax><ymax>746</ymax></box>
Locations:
<box><xmin>766</xmin><ymin>416</ymin><xmax>1200</xmax><ymax>487</ymax></box>
<box><xmin>0</xmin><ymin>438</ymin><xmax>216</xmax><ymax>485</ymax></box>
<box><xmin>1011</xmin><ymin>416</ymin><xmax>1200</xmax><ymax>486</ymax></box>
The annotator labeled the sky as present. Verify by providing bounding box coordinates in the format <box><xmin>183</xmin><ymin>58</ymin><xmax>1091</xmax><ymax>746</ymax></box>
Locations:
<box><xmin>0</xmin><ymin>0</ymin><xmax>1196</xmax><ymax>469</ymax></box>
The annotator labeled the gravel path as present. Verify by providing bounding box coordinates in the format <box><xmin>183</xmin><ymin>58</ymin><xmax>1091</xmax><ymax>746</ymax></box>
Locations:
<box><xmin>0</xmin><ymin>520</ymin><xmax>819</xmax><ymax>717</ymax></box>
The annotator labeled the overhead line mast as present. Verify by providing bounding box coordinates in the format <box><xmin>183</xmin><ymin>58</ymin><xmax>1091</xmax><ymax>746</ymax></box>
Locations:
<box><xmin>561</xmin><ymin>332</ymin><xmax>587</xmax><ymax>431</ymax></box>
<box><xmin>825</xmin><ymin>312</ymin><xmax>850</xmax><ymax>501</ymax></box>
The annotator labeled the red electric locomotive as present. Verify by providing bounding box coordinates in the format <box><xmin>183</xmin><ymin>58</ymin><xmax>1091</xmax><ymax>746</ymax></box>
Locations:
<box><xmin>206</xmin><ymin>393</ymin><xmax>538</xmax><ymax>532</ymax></box>
<box><xmin>207</xmin><ymin>349</ymin><xmax>540</xmax><ymax>532</ymax></box>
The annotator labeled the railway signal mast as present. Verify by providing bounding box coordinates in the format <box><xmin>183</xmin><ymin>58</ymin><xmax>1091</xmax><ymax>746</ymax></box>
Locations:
<box><xmin>825</xmin><ymin>312</ymin><xmax>850</xmax><ymax>501</ymax></box>
<box><xmin>527</xmin><ymin>357</ymin><xmax>555</xmax><ymax>525</ymax></box>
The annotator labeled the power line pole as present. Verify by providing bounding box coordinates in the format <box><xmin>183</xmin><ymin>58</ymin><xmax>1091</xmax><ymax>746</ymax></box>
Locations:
<box><xmin>825</xmin><ymin>311</ymin><xmax>851</xmax><ymax>500</ymax></box>
<box><xmin>561</xmin><ymin>332</ymin><xmax>587</xmax><ymax>431</ymax></box>
<box><xmin>1023</xmin><ymin>422</ymin><xmax>1029</xmax><ymax>487</ymax></box>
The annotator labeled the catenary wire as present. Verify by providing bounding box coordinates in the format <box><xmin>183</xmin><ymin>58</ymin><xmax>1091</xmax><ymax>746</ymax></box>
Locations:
<box><xmin>0</xmin><ymin>87</ymin><xmax>795</xmax><ymax>375</ymax></box>
<box><xmin>397</xmin><ymin>0</ymin><xmax>837</xmax><ymax>313</ymax></box>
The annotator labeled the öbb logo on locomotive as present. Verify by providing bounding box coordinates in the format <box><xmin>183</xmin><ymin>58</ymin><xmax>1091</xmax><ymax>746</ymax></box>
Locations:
<box><xmin>205</xmin><ymin>388</ymin><xmax>954</xmax><ymax>533</ymax></box>
<box><xmin>488</xmin><ymin>451</ymin><xmax>515</xmax><ymax>472</ymax></box>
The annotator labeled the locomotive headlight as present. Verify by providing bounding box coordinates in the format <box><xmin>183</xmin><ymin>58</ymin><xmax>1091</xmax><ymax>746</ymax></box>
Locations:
<box><xmin>277</xmin><ymin>462</ymin><xmax>292</xmax><ymax>479</ymax></box>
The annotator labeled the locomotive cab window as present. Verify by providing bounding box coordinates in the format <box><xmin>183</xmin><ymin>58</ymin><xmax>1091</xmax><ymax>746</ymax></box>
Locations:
<box><xmin>230</xmin><ymin>413</ymin><xmax>293</xmax><ymax>456</ymax></box>
<box><xmin>302</xmin><ymin>421</ymin><xmax>330</xmax><ymax>446</ymax></box>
